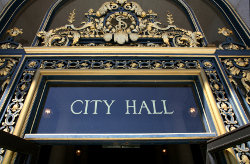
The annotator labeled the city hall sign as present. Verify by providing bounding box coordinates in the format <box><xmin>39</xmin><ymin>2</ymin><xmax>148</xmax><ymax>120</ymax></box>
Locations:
<box><xmin>35</xmin><ymin>85</ymin><xmax>205</xmax><ymax>134</ymax></box>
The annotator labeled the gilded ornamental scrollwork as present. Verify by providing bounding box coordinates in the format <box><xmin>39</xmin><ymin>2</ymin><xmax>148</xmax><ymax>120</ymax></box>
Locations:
<box><xmin>235</xmin><ymin>143</ymin><xmax>250</xmax><ymax>164</ymax></box>
<box><xmin>204</xmin><ymin>68</ymin><xmax>240</xmax><ymax>132</ymax></box>
<box><xmin>37</xmin><ymin>0</ymin><xmax>204</xmax><ymax>47</ymax></box>
<box><xmin>218</xmin><ymin>27</ymin><xmax>249</xmax><ymax>50</ymax></box>
<box><xmin>204</xmin><ymin>61</ymin><xmax>250</xmax><ymax>163</ymax></box>
<box><xmin>39</xmin><ymin>60</ymin><xmax>201</xmax><ymax>70</ymax></box>
<box><xmin>1</xmin><ymin>58</ymin><xmax>250</xmax><ymax>163</ymax></box>
<box><xmin>0</xmin><ymin>57</ymin><xmax>20</xmax><ymax>163</ymax></box>
<box><xmin>0</xmin><ymin>59</ymin><xmax>202</xmax><ymax>162</ymax></box>
<box><xmin>0</xmin><ymin>2</ymin><xmax>249</xmax><ymax>163</ymax></box>
<box><xmin>0</xmin><ymin>58</ymin><xmax>19</xmax><ymax>97</ymax></box>
<box><xmin>220</xmin><ymin>57</ymin><xmax>250</xmax><ymax>163</ymax></box>
<box><xmin>0</xmin><ymin>60</ymin><xmax>38</xmax><ymax>163</ymax></box>
<box><xmin>222</xmin><ymin>58</ymin><xmax>250</xmax><ymax>105</ymax></box>
<box><xmin>0</xmin><ymin>28</ymin><xmax>23</xmax><ymax>49</ymax></box>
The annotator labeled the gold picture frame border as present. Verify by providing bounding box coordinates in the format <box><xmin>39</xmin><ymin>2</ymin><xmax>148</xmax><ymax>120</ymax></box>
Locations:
<box><xmin>17</xmin><ymin>69</ymin><xmax>225</xmax><ymax>138</ymax></box>
<box><xmin>4</xmin><ymin>69</ymin><xmax>239</xmax><ymax>164</ymax></box>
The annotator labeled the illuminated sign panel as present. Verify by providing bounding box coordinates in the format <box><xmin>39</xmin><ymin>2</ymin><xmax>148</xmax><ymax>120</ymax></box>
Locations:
<box><xmin>35</xmin><ymin>83</ymin><xmax>205</xmax><ymax>134</ymax></box>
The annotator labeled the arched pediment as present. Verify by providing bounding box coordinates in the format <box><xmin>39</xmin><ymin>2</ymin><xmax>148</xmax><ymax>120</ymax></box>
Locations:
<box><xmin>37</xmin><ymin>0</ymin><xmax>204</xmax><ymax>47</ymax></box>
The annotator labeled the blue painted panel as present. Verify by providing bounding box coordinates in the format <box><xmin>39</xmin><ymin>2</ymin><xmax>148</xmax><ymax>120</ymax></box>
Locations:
<box><xmin>35</xmin><ymin>83</ymin><xmax>205</xmax><ymax>134</ymax></box>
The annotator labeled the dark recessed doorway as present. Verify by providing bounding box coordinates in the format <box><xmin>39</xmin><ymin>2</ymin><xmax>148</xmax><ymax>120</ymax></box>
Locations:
<box><xmin>37</xmin><ymin>144</ymin><xmax>204</xmax><ymax>164</ymax></box>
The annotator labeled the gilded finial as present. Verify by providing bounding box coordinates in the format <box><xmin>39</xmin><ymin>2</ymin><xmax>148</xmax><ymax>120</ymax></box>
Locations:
<box><xmin>116</xmin><ymin>0</ymin><xmax>127</xmax><ymax>6</ymax></box>
<box><xmin>148</xmin><ymin>10</ymin><xmax>153</xmax><ymax>14</ymax></box>
<box><xmin>166</xmin><ymin>11</ymin><xmax>174</xmax><ymax>25</ymax></box>
<box><xmin>88</xmin><ymin>9</ymin><xmax>94</xmax><ymax>13</ymax></box>
<box><xmin>96</xmin><ymin>11</ymin><xmax>101</xmax><ymax>17</ymax></box>
<box><xmin>68</xmin><ymin>9</ymin><xmax>76</xmax><ymax>24</ymax></box>
<box><xmin>7</xmin><ymin>27</ymin><xmax>23</xmax><ymax>37</ymax></box>
<box><xmin>218</xmin><ymin>27</ymin><xmax>233</xmax><ymax>37</ymax></box>
<box><xmin>141</xmin><ymin>11</ymin><xmax>146</xmax><ymax>17</ymax></box>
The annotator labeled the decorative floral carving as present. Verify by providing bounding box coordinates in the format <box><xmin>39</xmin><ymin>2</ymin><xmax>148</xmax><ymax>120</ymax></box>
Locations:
<box><xmin>218</xmin><ymin>27</ymin><xmax>233</xmax><ymax>37</ymax></box>
<box><xmin>203</xmin><ymin>63</ymin><xmax>250</xmax><ymax>163</ymax></box>
<box><xmin>213</xmin><ymin>83</ymin><xmax>220</xmax><ymax>90</ymax></box>
<box><xmin>68</xmin><ymin>9</ymin><xmax>76</xmax><ymax>24</ymax></box>
<box><xmin>229</xmin><ymin>66</ymin><xmax>241</xmax><ymax>76</ymax></box>
<box><xmin>123</xmin><ymin>1</ymin><xmax>146</xmax><ymax>17</ymax></box>
<box><xmin>37</xmin><ymin>1</ymin><xmax>204</xmax><ymax>47</ymax></box>
<box><xmin>105</xmin><ymin>62</ymin><xmax>113</xmax><ymax>68</ymax></box>
<box><xmin>6</xmin><ymin>28</ymin><xmax>23</xmax><ymax>37</ymax></box>
<box><xmin>56</xmin><ymin>62</ymin><xmax>65</xmax><ymax>68</ymax></box>
<box><xmin>130</xmin><ymin>62</ymin><xmax>137</xmax><ymax>68</ymax></box>
<box><xmin>0</xmin><ymin>58</ymin><xmax>19</xmax><ymax>96</ymax></box>
<box><xmin>0</xmin><ymin>69</ymin><xmax>33</xmax><ymax>163</ymax></box>
<box><xmin>218</xmin><ymin>27</ymin><xmax>248</xmax><ymax>50</ymax></box>
<box><xmin>39</xmin><ymin>59</ymin><xmax>201</xmax><ymax>70</ymax></box>
<box><xmin>96</xmin><ymin>1</ymin><xmax>119</xmax><ymax>17</ymax></box>
<box><xmin>0</xmin><ymin>28</ymin><xmax>23</xmax><ymax>49</ymax></box>
<box><xmin>220</xmin><ymin>102</ymin><xmax>229</xmax><ymax>111</ymax></box>
<box><xmin>20</xmin><ymin>83</ymin><xmax>28</xmax><ymax>91</ymax></box>
<box><xmin>154</xmin><ymin>63</ymin><xmax>162</xmax><ymax>68</ymax></box>
<box><xmin>0</xmin><ymin>68</ymin><xmax>36</xmax><ymax>154</ymax></box>
<box><xmin>204</xmin><ymin>68</ymin><xmax>239</xmax><ymax>132</ymax></box>
<box><xmin>221</xmin><ymin>57</ymin><xmax>250</xmax><ymax>163</ymax></box>
<box><xmin>114</xmin><ymin>31</ymin><xmax>129</xmax><ymax>44</ymax></box>
<box><xmin>0</xmin><ymin>43</ymin><xmax>22</xmax><ymax>50</ymax></box>
<box><xmin>235</xmin><ymin>143</ymin><xmax>250</xmax><ymax>164</ymax></box>
<box><xmin>166</xmin><ymin>11</ymin><xmax>174</xmax><ymax>25</ymax></box>
<box><xmin>117</xmin><ymin>0</ymin><xmax>127</xmax><ymax>6</ymax></box>
<box><xmin>222</xmin><ymin>58</ymin><xmax>250</xmax><ymax>105</ymax></box>
<box><xmin>81</xmin><ymin>62</ymin><xmax>89</xmax><ymax>67</ymax></box>
<box><xmin>28</xmin><ymin>61</ymin><xmax>37</xmax><ymax>68</ymax></box>
<box><xmin>0</xmin><ymin>58</ymin><xmax>248</xmax><ymax>163</ymax></box>
<box><xmin>0</xmin><ymin>148</ymin><xmax>4</xmax><ymax>163</ymax></box>
<box><xmin>1</xmin><ymin>43</ymin><xmax>12</xmax><ymax>49</ymax></box>
<box><xmin>203</xmin><ymin>61</ymin><xmax>213</xmax><ymax>68</ymax></box>
<box><xmin>235</xmin><ymin>58</ymin><xmax>249</xmax><ymax>67</ymax></box>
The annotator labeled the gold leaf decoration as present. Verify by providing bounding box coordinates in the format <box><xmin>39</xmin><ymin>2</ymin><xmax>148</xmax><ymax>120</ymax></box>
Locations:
<box><xmin>166</xmin><ymin>11</ymin><xmax>174</xmax><ymax>25</ymax></box>
<box><xmin>7</xmin><ymin>27</ymin><xmax>23</xmax><ymax>37</ymax></box>
<box><xmin>68</xmin><ymin>9</ymin><xmax>76</xmax><ymax>24</ymax></box>
<box><xmin>218</xmin><ymin>27</ymin><xmax>233</xmax><ymax>37</ymax></box>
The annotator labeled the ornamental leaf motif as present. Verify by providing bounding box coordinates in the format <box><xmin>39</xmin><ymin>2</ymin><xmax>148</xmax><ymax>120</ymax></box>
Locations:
<box><xmin>229</xmin><ymin>66</ymin><xmax>240</xmax><ymax>75</ymax></box>
<box><xmin>36</xmin><ymin>1</ymin><xmax>204</xmax><ymax>47</ymax></box>
<box><xmin>235</xmin><ymin>58</ymin><xmax>249</xmax><ymax>67</ymax></box>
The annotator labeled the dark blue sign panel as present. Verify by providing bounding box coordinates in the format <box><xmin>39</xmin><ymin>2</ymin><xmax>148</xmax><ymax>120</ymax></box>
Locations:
<box><xmin>35</xmin><ymin>84</ymin><xmax>205</xmax><ymax>133</ymax></box>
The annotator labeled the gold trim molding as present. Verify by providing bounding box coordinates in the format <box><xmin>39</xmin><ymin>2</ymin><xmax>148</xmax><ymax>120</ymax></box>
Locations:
<box><xmin>24</xmin><ymin>47</ymin><xmax>217</xmax><ymax>54</ymax></box>
<box><xmin>1</xmin><ymin>64</ymin><xmax>238</xmax><ymax>164</ymax></box>
<box><xmin>17</xmin><ymin>69</ymin><xmax>225</xmax><ymax>137</ymax></box>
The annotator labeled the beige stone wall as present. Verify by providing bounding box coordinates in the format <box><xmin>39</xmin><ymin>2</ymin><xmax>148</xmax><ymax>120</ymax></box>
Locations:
<box><xmin>0</xmin><ymin>0</ymin><xmax>10</xmax><ymax>13</ymax></box>
<box><xmin>0</xmin><ymin>0</ymin><xmax>249</xmax><ymax>31</ymax></box>
<box><xmin>227</xmin><ymin>0</ymin><xmax>250</xmax><ymax>29</ymax></box>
